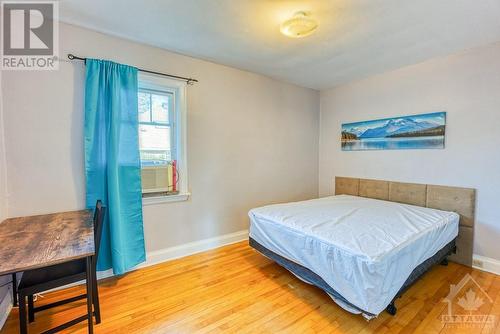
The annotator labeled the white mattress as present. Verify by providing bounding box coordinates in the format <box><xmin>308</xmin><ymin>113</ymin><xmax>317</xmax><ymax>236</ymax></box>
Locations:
<box><xmin>248</xmin><ymin>195</ymin><xmax>459</xmax><ymax>318</ymax></box>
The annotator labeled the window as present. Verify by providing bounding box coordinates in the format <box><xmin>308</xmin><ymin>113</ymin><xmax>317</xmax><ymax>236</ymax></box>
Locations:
<box><xmin>138</xmin><ymin>73</ymin><xmax>188</xmax><ymax>203</ymax></box>
<box><xmin>138</xmin><ymin>89</ymin><xmax>174</xmax><ymax>166</ymax></box>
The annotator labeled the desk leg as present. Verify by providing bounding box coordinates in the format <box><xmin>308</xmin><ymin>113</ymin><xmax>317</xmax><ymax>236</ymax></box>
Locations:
<box><xmin>85</xmin><ymin>256</ymin><xmax>94</xmax><ymax>334</ymax></box>
<box><xmin>18</xmin><ymin>293</ymin><xmax>27</xmax><ymax>334</ymax></box>
<box><xmin>28</xmin><ymin>295</ymin><xmax>34</xmax><ymax>322</ymax></box>
<box><xmin>12</xmin><ymin>273</ymin><xmax>17</xmax><ymax>307</ymax></box>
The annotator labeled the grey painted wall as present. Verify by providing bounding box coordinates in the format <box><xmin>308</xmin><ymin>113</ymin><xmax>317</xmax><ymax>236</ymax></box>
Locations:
<box><xmin>0</xmin><ymin>70</ymin><xmax>12</xmax><ymax>329</ymax></box>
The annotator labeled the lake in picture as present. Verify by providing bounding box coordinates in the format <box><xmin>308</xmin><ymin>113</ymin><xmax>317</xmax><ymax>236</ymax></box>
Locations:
<box><xmin>341</xmin><ymin>112</ymin><xmax>446</xmax><ymax>151</ymax></box>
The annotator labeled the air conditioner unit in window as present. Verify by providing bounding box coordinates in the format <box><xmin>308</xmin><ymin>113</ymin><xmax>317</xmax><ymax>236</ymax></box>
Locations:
<box><xmin>141</xmin><ymin>166</ymin><xmax>170</xmax><ymax>193</ymax></box>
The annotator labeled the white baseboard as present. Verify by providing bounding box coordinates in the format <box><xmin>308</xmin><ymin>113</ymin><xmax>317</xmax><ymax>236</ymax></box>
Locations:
<box><xmin>75</xmin><ymin>229</ymin><xmax>248</xmax><ymax>282</ymax></box>
<box><xmin>472</xmin><ymin>254</ymin><xmax>500</xmax><ymax>276</ymax></box>
<box><xmin>143</xmin><ymin>229</ymin><xmax>249</xmax><ymax>267</ymax></box>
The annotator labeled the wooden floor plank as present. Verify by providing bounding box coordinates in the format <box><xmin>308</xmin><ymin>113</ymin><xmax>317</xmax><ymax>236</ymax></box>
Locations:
<box><xmin>1</xmin><ymin>241</ymin><xmax>498</xmax><ymax>333</ymax></box>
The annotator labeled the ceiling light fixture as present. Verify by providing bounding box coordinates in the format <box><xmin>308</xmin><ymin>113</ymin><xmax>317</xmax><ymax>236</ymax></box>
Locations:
<box><xmin>280</xmin><ymin>11</ymin><xmax>318</xmax><ymax>38</ymax></box>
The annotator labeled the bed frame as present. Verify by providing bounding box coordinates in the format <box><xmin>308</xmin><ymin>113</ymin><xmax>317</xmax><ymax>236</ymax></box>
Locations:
<box><xmin>250</xmin><ymin>237</ymin><xmax>455</xmax><ymax>317</ymax></box>
<box><xmin>249</xmin><ymin>177</ymin><xmax>476</xmax><ymax>317</ymax></box>
<box><xmin>335</xmin><ymin>177</ymin><xmax>475</xmax><ymax>267</ymax></box>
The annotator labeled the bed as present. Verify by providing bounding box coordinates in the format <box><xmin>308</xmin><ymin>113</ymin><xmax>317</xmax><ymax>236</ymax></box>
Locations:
<box><xmin>248</xmin><ymin>177</ymin><xmax>475</xmax><ymax>319</ymax></box>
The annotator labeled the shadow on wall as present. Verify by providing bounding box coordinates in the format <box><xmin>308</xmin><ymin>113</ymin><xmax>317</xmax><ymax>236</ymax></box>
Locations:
<box><xmin>473</xmin><ymin>218</ymin><xmax>499</xmax><ymax>256</ymax></box>
<box><xmin>70</xmin><ymin>59</ymin><xmax>86</xmax><ymax>208</ymax></box>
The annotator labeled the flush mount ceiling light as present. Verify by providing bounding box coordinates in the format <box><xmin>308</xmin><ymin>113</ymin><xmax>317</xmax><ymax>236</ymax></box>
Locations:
<box><xmin>280</xmin><ymin>11</ymin><xmax>318</xmax><ymax>38</ymax></box>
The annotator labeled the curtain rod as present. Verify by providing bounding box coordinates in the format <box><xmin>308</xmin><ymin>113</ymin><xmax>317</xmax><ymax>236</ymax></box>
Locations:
<box><xmin>67</xmin><ymin>54</ymin><xmax>198</xmax><ymax>85</ymax></box>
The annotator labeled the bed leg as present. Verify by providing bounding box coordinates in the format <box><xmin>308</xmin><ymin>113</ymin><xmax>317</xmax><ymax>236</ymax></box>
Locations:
<box><xmin>386</xmin><ymin>301</ymin><xmax>397</xmax><ymax>316</ymax></box>
<box><xmin>440</xmin><ymin>258</ymin><xmax>448</xmax><ymax>266</ymax></box>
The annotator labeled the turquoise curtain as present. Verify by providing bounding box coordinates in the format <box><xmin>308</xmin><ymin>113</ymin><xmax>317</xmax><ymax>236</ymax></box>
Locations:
<box><xmin>84</xmin><ymin>59</ymin><xmax>146</xmax><ymax>275</ymax></box>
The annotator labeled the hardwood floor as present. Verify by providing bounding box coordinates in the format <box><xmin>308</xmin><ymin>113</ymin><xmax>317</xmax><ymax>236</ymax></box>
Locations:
<box><xmin>1</xmin><ymin>241</ymin><xmax>499</xmax><ymax>333</ymax></box>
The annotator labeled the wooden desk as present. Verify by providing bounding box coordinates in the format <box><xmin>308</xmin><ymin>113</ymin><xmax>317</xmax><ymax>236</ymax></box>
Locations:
<box><xmin>0</xmin><ymin>210</ymin><xmax>94</xmax><ymax>276</ymax></box>
<box><xmin>0</xmin><ymin>210</ymin><xmax>95</xmax><ymax>334</ymax></box>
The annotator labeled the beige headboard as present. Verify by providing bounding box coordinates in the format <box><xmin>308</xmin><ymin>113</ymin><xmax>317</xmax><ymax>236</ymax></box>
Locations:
<box><xmin>335</xmin><ymin>177</ymin><xmax>475</xmax><ymax>267</ymax></box>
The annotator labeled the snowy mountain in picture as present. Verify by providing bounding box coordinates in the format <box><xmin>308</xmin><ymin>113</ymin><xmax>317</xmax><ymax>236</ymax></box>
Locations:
<box><xmin>359</xmin><ymin>118</ymin><xmax>438</xmax><ymax>138</ymax></box>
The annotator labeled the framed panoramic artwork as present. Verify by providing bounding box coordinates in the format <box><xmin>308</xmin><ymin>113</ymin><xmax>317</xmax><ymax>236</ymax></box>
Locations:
<box><xmin>341</xmin><ymin>112</ymin><xmax>446</xmax><ymax>151</ymax></box>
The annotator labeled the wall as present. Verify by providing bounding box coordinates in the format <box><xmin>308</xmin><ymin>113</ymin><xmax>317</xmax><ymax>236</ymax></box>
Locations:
<box><xmin>319</xmin><ymin>42</ymin><xmax>500</xmax><ymax>261</ymax></box>
<box><xmin>0</xmin><ymin>71</ymin><xmax>6</xmax><ymax>220</ymax></box>
<box><xmin>1</xmin><ymin>22</ymin><xmax>319</xmax><ymax>254</ymax></box>
<box><xmin>0</xmin><ymin>69</ymin><xmax>13</xmax><ymax>328</ymax></box>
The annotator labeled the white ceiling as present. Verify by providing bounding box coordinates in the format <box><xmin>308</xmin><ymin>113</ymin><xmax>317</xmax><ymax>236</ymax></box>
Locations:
<box><xmin>59</xmin><ymin>0</ymin><xmax>500</xmax><ymax>90</ymax></box>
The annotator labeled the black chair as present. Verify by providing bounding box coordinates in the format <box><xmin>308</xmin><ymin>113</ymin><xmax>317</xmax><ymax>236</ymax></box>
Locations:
<box><xmin>17</xmin><ymin>200</ymin><xmax>105</xmax><ymax>334</ymax></box>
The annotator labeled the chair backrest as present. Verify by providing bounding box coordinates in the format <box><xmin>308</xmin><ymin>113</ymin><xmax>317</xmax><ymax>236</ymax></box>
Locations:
<box><xmin>92</xmin><ymin>200</ymin><xmax>106</xmax><ymax>267</ymax></box>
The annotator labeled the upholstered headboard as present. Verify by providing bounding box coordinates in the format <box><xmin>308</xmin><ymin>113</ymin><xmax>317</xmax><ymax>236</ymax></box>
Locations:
<box><xmin>334</xmin><ymin>177</ymin><xmax>475</xmax><ymax>267</ymax></box>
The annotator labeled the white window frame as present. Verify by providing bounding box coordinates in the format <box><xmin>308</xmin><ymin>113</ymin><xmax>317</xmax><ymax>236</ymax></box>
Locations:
<box><xmin>138</xmin><ymin>72</ymin><xmax>189</xmax><ymax>205</ymax></box>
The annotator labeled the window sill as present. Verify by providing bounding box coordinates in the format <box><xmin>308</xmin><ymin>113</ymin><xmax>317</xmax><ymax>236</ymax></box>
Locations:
<box><xmin>142</xmin><ymin>192</ymin><xmax>190</xmax><ymax>206</ymax></box>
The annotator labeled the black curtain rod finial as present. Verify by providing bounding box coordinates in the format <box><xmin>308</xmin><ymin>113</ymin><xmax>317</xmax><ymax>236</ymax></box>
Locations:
<box><xmin>67</xmin><ymin>53</ymin><xmax>87</xmax><ymax>64</ymax></box>
<box><xmin>67</xmin><ymin>53</ymin><xmax>85</xmax><ymax>61</ymax></box>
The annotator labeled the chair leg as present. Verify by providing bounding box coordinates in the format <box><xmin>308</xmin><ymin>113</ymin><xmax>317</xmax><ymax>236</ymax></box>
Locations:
<box><xmin>91</xmin><ymin>265</ymin><xmax>101</xmax><ymax>324</ymax></box>
<box><xmin>12</xmin><ymin>273</ymin><xmax>18</xmax><ymax>307</ymax></box>
<box><xmin>27</xmin><ymin>295</ymin><xmax>35</xmax><ymax>323</ymax></box>
<box><xmin>18</xmin><ymin>293</ymin><xmax>27</xmax><ymax>334</ymax></box>
<box><xmin>85</xmin><ymin>257</ymin><xmax>94</xmax><ymax>334</ymax></box>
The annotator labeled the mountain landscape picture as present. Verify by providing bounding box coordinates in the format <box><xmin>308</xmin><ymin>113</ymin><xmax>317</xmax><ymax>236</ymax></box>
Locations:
<box><xmin>341</xmin><ymin>112</ymin><xmax>446</xmax><ymax>151</ymax></box>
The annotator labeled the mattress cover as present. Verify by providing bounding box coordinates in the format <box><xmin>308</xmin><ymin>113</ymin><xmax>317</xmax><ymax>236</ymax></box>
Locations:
<box><xmin>248</xmin><ymin>195</ymin><xmax>459</xmax><ymax>317</ymax></box>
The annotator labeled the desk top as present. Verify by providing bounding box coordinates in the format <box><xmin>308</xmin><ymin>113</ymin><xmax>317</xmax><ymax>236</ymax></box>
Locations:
<box><xmin>0</xmin><ymin>210</ymin><xmax>94</xmax><ymax>276</ymax></box>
